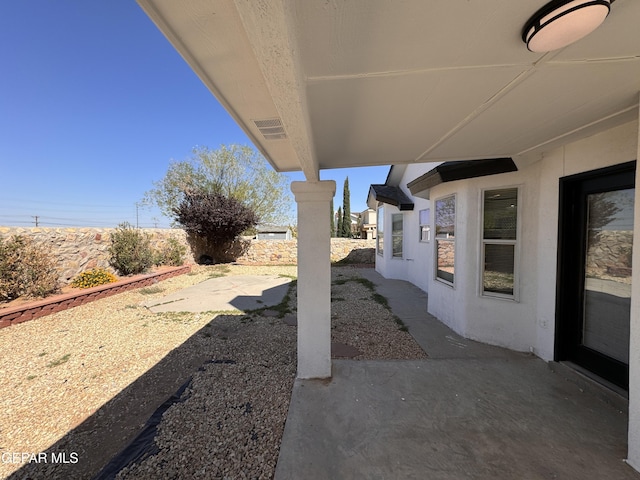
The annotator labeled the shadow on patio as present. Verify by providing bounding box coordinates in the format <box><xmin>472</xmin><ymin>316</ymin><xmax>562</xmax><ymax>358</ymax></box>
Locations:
<box><xmin>275</xmin><ymin>270</ymin><xmax>640</xmax><ymax>480</ymax></box>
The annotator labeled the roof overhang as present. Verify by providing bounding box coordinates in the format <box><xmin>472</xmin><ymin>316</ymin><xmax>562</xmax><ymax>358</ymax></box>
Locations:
<box><xmin>407</xmin><ymin>158</ymin><xmax>518</xmax><ymax>199</ymax></box>
<box><xmin>367</xmin><ymin>185</ymin><xmax>414</xmax><ymax>211</ymax></box>
<box><xmin>137</xmin><ymin>0</ymin><xmax>640</xmax><ymax>181</ymax></box>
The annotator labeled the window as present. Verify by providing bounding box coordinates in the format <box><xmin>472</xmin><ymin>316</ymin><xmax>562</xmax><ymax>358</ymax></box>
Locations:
<box><xmin>482</xmin><ymin>188</ymin><xmax>518</xmax><ymax>298</ymax></box>
<box><xmin>377</xmin><ymin>205</ymin><xmax>384</xmax><ymax>256</ymax></box>
<box><xmin>392</xmin><ymin>213</ymin><xmax>403</xmax><ymax>258</ymax></box>
<box><xmin>419</xmin><ymin>208</ymin><xmax>431</xmax><ymax>242</ymax></box>
<box><xmin>435</xmin><ymin>195</ymin><xmax>455</xmax><ymax>284</ymax></box>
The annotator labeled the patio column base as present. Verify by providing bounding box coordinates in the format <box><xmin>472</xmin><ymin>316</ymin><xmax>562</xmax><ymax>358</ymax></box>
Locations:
<box><xmin>291</xmin><ymin>180</ymin><xmax>336</xmax><ymax>379</ymax></box>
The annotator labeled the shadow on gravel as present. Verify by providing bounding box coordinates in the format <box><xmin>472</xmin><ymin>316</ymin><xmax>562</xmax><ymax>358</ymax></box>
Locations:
<box><xmin>8</xmin><ymin>314</ymin><xmax>232</xmax><ymax>480</ymax></box>
<box><xmin>9</xmin><ymin>279</ymin><xmax>299</xmax><ymax>480</ymax></box>
<box><xmin>8</xmin><ymin>279</ymin><xmax>299</xmax><ymax>480</ymax></box>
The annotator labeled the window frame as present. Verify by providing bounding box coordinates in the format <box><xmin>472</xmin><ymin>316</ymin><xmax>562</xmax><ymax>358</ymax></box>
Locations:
<box><xmin>377</xmin><ymin>204</ymin><xmax>384</xmax><ymax>257</ymax></box>
<box><xmin>434</xmin><ymin>194</ymin><xmax>456</xmax><ymax>286</ymax></box>
<box><xmin>391</xmin><ymin>213</ymin><xmax>403</xmax><ymax>258</ymax></box>
<box><xmin>480</xmin><ymin>186</ymin><xmax>521</xmax><ymax>301</ymax></box>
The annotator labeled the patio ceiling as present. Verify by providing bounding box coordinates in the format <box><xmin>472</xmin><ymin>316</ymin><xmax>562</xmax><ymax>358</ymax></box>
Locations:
<box><xmin>137</xmin><ymin>0</ymin><xmax>640</xmax><ymax>181</ymax></box>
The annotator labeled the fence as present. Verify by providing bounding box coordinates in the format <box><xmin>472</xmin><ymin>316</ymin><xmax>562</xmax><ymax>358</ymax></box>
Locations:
<box><xmin>0</xmin><ymin>227</ymin><xmax>375</xmax><ymax>283</ymax></box>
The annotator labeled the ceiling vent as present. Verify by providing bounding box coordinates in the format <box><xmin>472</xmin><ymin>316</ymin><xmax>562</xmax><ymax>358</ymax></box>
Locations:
<box><xmin>253</xmin><ymin>118</ymin><xmax>287</xmax><ymax>140</ymax></box>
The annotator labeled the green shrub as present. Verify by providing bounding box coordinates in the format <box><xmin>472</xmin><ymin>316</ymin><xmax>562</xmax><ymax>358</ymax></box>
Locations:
<box><xmin>0</xmin><ymin>236</ymin><xmax>22</xmax><ymax>300</ymax></box>
<box><xmin>70</xmin><ymin>268</ymin><xmax>118</xmax><ymax>289</ymax></box>
<box><xmin>108</xmin><ymin>222</ymin><xmax>154</xmax><ymax>276</ymax></box>
<box><xmin>0</xmin><ymin>235</ymin><xmax>59</xmax><ymax>301</ymax></box>
<box><xmin>153</xmin><ymin>237</ymin><xmax>187</xmax><ymax>266</ymax></box>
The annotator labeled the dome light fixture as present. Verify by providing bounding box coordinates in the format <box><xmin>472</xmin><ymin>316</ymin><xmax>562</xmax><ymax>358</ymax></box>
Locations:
<box><xmin>522</xmin><ymin>0</ymin><xmax>612</xmax><ymax>53</ymax></box>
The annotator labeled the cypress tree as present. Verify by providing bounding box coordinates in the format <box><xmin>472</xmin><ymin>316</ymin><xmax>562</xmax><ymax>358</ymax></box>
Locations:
<box><xmin>330</xmin><ymin>198</ymin><xmax>336</xmax><ymax>237</ymax></box>
<box><xmin>341</xmin><ymin>177</ymin><xmax>351</xmax><ymax>238</ymax></box>
<box><xmin>337</xmin><ymin>206</ymin><xmax>343</xmax><ymax>237</ymax></box>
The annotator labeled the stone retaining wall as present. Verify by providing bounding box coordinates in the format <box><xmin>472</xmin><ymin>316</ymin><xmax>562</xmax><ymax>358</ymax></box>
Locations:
<box><xmin>0</xmin><ymin>227</ymin><xmax>194</xmax><ymax>283</ymax></box>
<box><xmin>235</xmin><ymin>238</ymin><xmax>375</xmax><ymax>265</ymax></box>
<box><xmin>0</xmin><ymin>227</ymin><xmax>375</xmax><ymax>283</ymax></box>
<box><xmin>586</xmin><ymin>229</ymin><xmax>633</xmax><ymax>282</ymax></box>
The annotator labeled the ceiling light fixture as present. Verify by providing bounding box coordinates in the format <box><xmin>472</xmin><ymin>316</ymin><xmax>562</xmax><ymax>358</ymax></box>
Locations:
<box><xmin>522</xmin><ymin>0</ymin><xmax>612</xmax><ymax>53</ymax></box>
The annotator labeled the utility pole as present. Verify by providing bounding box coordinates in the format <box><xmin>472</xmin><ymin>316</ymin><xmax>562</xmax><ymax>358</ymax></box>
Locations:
<box><xmin>135</xmin><ymin>203</ymin><xmax>139</xmax><ymax>229</ymax></box>
<box><xmin>32</xmin><ymin>215</ymin><xmax>39</xmax><ymax>226</ymax></box>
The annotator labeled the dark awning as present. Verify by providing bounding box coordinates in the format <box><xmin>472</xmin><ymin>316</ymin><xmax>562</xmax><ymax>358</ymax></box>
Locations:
<box><xmin>407</xmin><ymin>158</ymin><xmax>517</xmax><ymax>197</ymax></box>
<box><xmin>368</xmin><ymin>185</ymin><xmax>414</xmax><ymax>211</ymax></box>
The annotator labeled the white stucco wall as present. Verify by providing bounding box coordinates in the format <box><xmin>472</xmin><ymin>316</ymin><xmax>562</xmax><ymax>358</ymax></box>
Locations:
<box><xmin>374</xmin><ymin>120</ymin><xmax>639</xmax><ymax>359</ymax></box>
<box><xmin>375</xmin><ymin>203</ymin><xmax>407</xmax><ymax>281</ymax></box>
<box><xmin>374</xmin><ymin>120</ymin><xmax>640</xmax><ymax>470</ymax></box>
<box><xmin>627</xmin><ymin>106</ymin><xmax>640</xmax><ymax>471</ymax></box>
<box><xmin>374</xmin><ymin>163</ymin><xmax>435</xmax><ymax>293</ymax></box>
<box><xmin>428</xmin><ymin>188</ymin><xmax>470</xmax><ymax>334</ymax></box>
<box><xmin>403</xmin><ymin>198</ymin><xmax>432</xmax><ymax>293</ymax></box>
<box><xmin>454</xmin><ymin>171</ymin><xmax>537</xmax><ymax>353</ymax></box>
<box><xmin>425</xmin><ymin>120</ymin><xmax>639</xmax><ymax>356</ymax></box>
<box><xmin>534</xmin><ymin>120</ymin><xmax>639</xmax><ymax>360</ymax></box>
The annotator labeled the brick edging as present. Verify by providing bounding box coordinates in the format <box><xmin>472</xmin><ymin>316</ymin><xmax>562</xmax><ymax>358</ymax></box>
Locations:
<box><xmin>0</xmin><ymin>265</ymin><xmax>192</xmax><ymax>329</ymax></box>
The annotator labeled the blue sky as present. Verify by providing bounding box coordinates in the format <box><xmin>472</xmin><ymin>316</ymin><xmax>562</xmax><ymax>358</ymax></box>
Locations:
<box><xmin>0</xmin><ymin>2</ymin><xmax>388</xmax><ymax>229</ymax></box>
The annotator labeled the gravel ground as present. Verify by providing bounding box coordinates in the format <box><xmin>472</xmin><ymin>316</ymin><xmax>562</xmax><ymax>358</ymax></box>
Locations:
<box><xmin>0</xmin><ymin>265</ymin><xmax>426</xmax><ymax>480</ymax></box>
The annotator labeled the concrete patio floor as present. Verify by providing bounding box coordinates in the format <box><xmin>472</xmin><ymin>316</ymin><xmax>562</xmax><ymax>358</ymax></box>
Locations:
<box><xmin>276</xmin><ymin>270</ymin><xmax>640</xmax><ymax>480</ymax></box>
<box><xmin>143</xmin><ymin>274</ymin><xmax>291</xmax><ymax>313</ymax></box>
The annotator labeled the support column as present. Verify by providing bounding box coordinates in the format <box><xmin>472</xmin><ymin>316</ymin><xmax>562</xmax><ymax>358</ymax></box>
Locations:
<box><xmin>291</xmin><ymin>180</ymin><xmax>336</xmax><ymax>379</ymax></box>
<box><xmin>628</xmin><ymin>98</ymin><xmax>640</xmax><ymax>471</ymax></box>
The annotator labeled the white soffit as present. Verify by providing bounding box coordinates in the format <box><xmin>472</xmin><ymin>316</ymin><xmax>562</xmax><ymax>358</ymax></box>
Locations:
<box><xmin>427</xmin><ymin>58</ymin><xmax>640</xmax><ymax>160</ymax></box>
<box><xmin>294</xmin><ymin>0</ymin><xmax>532</xmax><ymax>76</ymax></box>
<box><xmin>137</xmin><ymin>0</ymin><xmax>309</xmax><ymax>175</ymax></box>
<box><xmin>306</xmin><ymin>65</ymin><xmax>530</xmax><ymax>168</ymax></box>
<box><xmin>138</xmin><ymin>0</ymin><xmax>640</xmax><ymax>174</ymax></box>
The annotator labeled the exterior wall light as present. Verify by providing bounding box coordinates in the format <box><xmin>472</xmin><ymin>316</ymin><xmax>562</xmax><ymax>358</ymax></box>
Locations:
<box><xmin>522</xmin><ymin>0</ymin><xmax>611</xmax><ymax>52</ymax></box>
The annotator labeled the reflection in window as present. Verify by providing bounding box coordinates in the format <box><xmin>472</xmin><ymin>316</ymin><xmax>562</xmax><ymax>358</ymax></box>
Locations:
<box><xmin>583</xmin><ymin>188</ymin><xmax>634</xmax><ymax>362</ymax></box>
<box><xmin>482</xmin><ymin>188</ymin><xmax>518</xmax><ymax>297</ymax></box>
<box><xmin>392</xmin><ymin>213</ymin><xmax>403</xmax><ymax>258</ymax></box>
<box><xmin>437</xmin><ymin>241</ymin><xmax>455</xmax><ymax>283</ymax></box>
<box><xmin>483</xmin><ymin>244</ymin><xmax>515</xmax><ymax>295</ymax></box>
<box><xmin>419</xmin><ymin>208</ymin><xmax>431</xmax><ymax>242</ymax></box>
<box><xmin>435</xmin><ymin>195</ymin><xmax>455</xmax><ymax>284</ymax></box>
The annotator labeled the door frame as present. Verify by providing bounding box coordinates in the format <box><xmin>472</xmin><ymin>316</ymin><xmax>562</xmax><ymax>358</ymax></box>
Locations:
<box><xmin>555</xmin><ymin>161</ymin><xmax>636</xmax><ymax>390</ymax></box>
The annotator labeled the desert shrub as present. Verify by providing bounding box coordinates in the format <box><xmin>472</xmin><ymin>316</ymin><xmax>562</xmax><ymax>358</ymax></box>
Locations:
<box><xmin>0</xmin><ymin>236</ymin><xmax>22</xmax><ymax>301</ymax></box>
<box><xmin>108</xmin><ymin>222</ymin><xmax>154</xmax><ymax>275</ymax></box>
<box><xmin>173</xmin><ymin>191</ymin><xmax>258</xmax><ymax>245</ymax></box>
<box><xmin>70</xmin><ymin>268</ymin><xmax>118</xmax><ymax>289</ymax></box>
<box><xmin>153</xmin><ymin>237</ymin><xmax>187</xmax><ymax>266</ymax></box>
<box><xmin>174</xmin><ymin>191</ymin><xmax>258</xmax><ymax>263</ymax></box>
<box><xmin>0</xmin><ymin>235</ymin><xmax>59</xmax><ymax>301</ymax></box>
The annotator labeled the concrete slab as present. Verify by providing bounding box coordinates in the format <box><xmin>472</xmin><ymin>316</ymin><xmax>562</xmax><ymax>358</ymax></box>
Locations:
<box><xmin>275</xmin><ymin>269</ymin><xmax>639</xmax><ymax>479</ymax></box>
<box><xmin>276</xmin><ymin>359</ymin><xmax>637</xmax><ymax>480</ymax></box>
<box><xmin>143</xmin><ymin>275</ymin><xmax>291</xmax><ymax>313</ymax></box>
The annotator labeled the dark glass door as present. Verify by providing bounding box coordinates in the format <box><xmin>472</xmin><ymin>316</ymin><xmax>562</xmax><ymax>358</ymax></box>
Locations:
<box><xmin>556</xmin><ymin>162</ymin><xmax>635</xmax><ymax>389</ymax></box>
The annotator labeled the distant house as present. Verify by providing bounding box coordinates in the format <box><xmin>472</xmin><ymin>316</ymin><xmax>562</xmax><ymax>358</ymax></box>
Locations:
<box><xmin>256</xmin><ymin>225</ymin><xmax>292</xmax><ymax>240</ymax></box>
<box><xmin>358</xmin><ymin>208</ymin><xmax>377</xmax><ymax>240</ymax></box>
<box><xmin>332</xmin><ymin>211</ymin><xmax>360</xmax><ymax>237</ymax></box>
